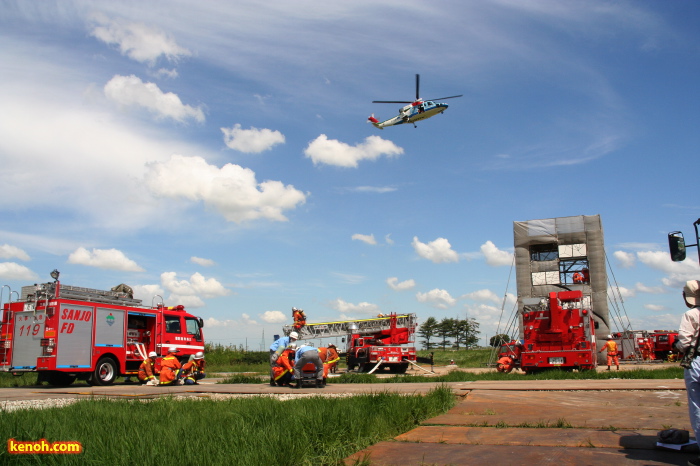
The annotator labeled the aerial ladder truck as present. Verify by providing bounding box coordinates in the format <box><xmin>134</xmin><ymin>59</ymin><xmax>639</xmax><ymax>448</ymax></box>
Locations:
<box><xmin>283</xmin><ymin>313</ymin><xmax>418</xmax><ymax>374</ymax></box>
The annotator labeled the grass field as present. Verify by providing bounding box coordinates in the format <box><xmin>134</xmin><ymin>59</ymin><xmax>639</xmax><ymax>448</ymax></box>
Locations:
<box><xmin>0</xmin><ymin>386</ymin><xmax>455</xmax><ymax>465</ymax></box>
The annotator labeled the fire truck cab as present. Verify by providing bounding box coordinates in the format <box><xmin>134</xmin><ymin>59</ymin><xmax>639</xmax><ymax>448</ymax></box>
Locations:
<box><xmin>0</xmin><ymin>279</ymin><xmax>204</xmax><ymax>386</ymax></box>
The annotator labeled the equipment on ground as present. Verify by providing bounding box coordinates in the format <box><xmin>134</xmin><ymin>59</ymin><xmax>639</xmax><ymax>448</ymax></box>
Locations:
<box><xmin>499</xmin><ymin>290</ymin><xmax>597</xmax><ymax>373</ymax></box>
<box><xmin>283</xmin><ymin>313</ymin><xmax>418</xmax><ymax>374</ymax></box>
<box><xmin>0</xmin><ymin>275</ymin><xmax>205</xmax><ymax>387</ymax></box>
<box><xmin>368</xmin><ymin>74</ymin><xmax>462</xmax><ymax>129</ymax></box>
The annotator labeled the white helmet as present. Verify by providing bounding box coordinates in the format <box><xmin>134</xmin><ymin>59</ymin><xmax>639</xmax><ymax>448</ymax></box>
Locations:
<box><xmin>606</xmin><ymin>335</ymin><xmax>613</xmax><ymax>340</ymax></box>
<box><xmin>288</xmin><ymin>343</ymin><xmax>297</xmax><ymax>350</ymax></box>
<box><xmin>148</xmin><ymin>351</ymin><xmax>158</xmax><ymax>358</ymax></box>
<box><xmin>289</xmin><ymin>331</ymin><xmax>299</xmax><ymax>340</ymax></box>
<box><xmin>194</xmin><ymin>351</ymin><xmax>204</xmax><ymax>359</ymax></box>
<box><xmin>167</xmin><ymin>346</ymin><xmax>180</xmax><ymax>353</ymax></box>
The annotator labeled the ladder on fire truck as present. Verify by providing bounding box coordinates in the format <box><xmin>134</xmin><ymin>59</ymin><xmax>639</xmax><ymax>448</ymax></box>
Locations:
<box><xmin>282</xmin><ymin>313</ymin><xmax>417</xmax><ymax>340</ymax></box>
<box><xmin>21</xmin><ymin>283</ymin><xmax>144</xmax><ymax>307</ymax></box>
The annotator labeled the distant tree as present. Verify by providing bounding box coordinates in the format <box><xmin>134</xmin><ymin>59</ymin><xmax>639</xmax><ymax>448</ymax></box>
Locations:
<box><xmin>437</xmin><ymin>317</ymin><xmax>455</xmax><ymax>350</ymax></box>
<box><xmin>417</xmin><ymin>317</ymin><xmax>438</xmax><ymax>350</ymax></box>
<box><xmin>489</xmin><ymin>334</ymin><xmax>512</xmax><ymax>348</ymax></box>
<box><xmin>459</xmin><ymin>318</ymin><xmax>480</xmax><ymax>348</ymax></box>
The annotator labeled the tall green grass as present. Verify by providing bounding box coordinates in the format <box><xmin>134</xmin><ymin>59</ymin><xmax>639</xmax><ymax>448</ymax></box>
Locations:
<box><xmin>0</xmin><ymin>386</ymin><xmax>455</xmax><ymax>465</ymax></box>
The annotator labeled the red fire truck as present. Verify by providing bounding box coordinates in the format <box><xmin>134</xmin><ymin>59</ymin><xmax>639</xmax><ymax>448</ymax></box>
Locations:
<box><xmin>283</xmin><ymin>313</ymin><xmax>418</xmax><ymax>374</ymax></box>
<box><xmin>501</xmin><ymin>290</ymin><xmax>597</xmax><ymax>373</ymax></box>
<box><xmin>0</xmin><ymin>278</ymin><xmax>204</xmax><ymax>386</ymax></box>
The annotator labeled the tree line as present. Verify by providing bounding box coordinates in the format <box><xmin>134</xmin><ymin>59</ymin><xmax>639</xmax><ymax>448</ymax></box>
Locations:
<box><xmin>417</xmin><ymin>317</ymin><xmax>481</xmax><ymax>350</ymax></box>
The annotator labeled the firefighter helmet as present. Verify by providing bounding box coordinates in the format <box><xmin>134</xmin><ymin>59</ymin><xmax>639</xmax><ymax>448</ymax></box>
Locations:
<box><xmin>148</xmin><ymin>351</ymin><xmax>158</xmax><ymax>358</ymax></box>
<box><xmin>289</xmin><ymin>331</ymin><xmax>299</xmax><ymax>340</ymax></box>
<box><xmin>167</xmin><ymin>346</ymin><xmax>180</xmax><ymax>353</ymax></box>
<box><xmin>194</xmin><ymin>351</ymin><xmax>204</xmax><ymax>359</ymax></box>
<box><xmin>606</xmin><ymin>335</ymin><xmax>613</xmax><ymax>340</ymax></box>
<box><xmin>288</xmin><ymin>343</ymin><xmax>297</xmax><ymax>350</ymax></box>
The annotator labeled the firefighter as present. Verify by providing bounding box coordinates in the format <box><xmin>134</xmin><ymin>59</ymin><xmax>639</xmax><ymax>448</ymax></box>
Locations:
<box><xmin>272</xmin><ymin>344</ymin><xmax>296</xmax><ymax>386</ymax></box>
<box><xmin>318</xmin><ymin>344</ymin><xmax>340</xmax><ymax>384</ymax></box>
<box><xmin>599</xmin><ymin>335</ymin><xmax>619</xmax><ymax>370</ymax></box>
<box><xmin>269</xmin><ymin>332</ymin><xmax>298</xmax><ymax>386</ymax></box>
<box><xmin>572</xmin><ymin>272</ymin><xmax>584</xmax><ymax>283</ymax></box>
<box><xmin>292</xmin><ymin>307</ymin><xmax>306</xmax><ymax>331</ymax></box>
<box><xmin>641</xmin><ymin>338</ymin><xmax>653</xmax><ymax>361</ymax></box>
<box><xmin>677</xmin><ymin>279</ymin><xmax>700</xmax><ymax>466</ymax></box>
<box><xmin>159</xmin><ymin>347</ymin><xmax>182</xmax><ymax>385</ymax></box>
<box><xmin>496</xmin><ymin>355</ymin><xmax>515</xmax><ymax>373</ymax></box>
<box><xmin>292</xmin><ymin>344</ymin><xmax>324</xmax><ymax>389</ymax></box>
<box><xmin>181</xmin><ymin>351</ymin><xmax>206</xmax><ymax>385</ymax></box>
<box><xmin>138</xmin><ymin>351</ymin><xmax>159</xmax><ymax>385</ymax></box>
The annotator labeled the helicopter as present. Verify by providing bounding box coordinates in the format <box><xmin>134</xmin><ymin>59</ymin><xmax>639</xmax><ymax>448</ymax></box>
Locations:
<box><xmin>367</xmin><ymin>74</ymin><xmax>462</xmax><ymax>129</ymax></box>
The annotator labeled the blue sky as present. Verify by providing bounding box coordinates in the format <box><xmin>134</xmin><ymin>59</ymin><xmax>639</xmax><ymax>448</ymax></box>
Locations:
<box><xmin>1</xmin><ymin>1</ymin><xmax>699</xmax><ymax>350</ymax></box>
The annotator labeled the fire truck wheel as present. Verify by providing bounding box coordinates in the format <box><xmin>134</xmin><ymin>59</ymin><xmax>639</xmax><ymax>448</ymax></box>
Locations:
<box><xmin>90</xmin><ymin>357</ymin><xmax>118</xmax><ymax>386</ymax></box>
<box><xmin>46</xmin><ymin>372</ymin><xmax>77</xmax><ymax>387</ymax></box>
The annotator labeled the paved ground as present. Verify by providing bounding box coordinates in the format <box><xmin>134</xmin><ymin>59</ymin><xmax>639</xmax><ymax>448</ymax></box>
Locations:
<box><xmin>1</xmin><ymin>365</ymin><xmax>695</xmax><ymax>465</ymax></box>
<box><xmin>345</xmin><ymin>378</ymin><xmax>697</xmax><ymax>465</ymax></box>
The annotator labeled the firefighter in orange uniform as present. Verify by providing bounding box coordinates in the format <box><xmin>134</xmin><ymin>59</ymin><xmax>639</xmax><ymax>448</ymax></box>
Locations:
<box><xmin>272</xmin><ymin>345</ymin><xmax>296</xmax><ymax>386</ymax></box>
<box><xmin>572</xmin><ymin>272</ymin><xmax>584</xmax><ymax>283</ymax></box>
<box><xmin>159</xmin><ymin>347</ymin><xmax>182</xmax><ymax>385</ymax></box>
<box><xmin>318</xmin><ymin>344</ymin><xmax>340</xmax><ymax>383</ymax></box>
<box><xmin>599</xmin><ymin>335</ymin><xmax>619</xmax><ymax>370</ymax></box>
<box><xmin>138</xmin><ymin>351</ymin><xmax>159</xmax><ymax>385</ymax></box>
<box><xmin>496</xmin><ymin>355</ymin><xmax>515</xmax><ymax>373</ymax></box>
<box><xmin>641</xmin><ymin>338</ymin><xmax>654</xmax><ymax>361</ymax></box>
<box><xmin>181</xmin><ymin>351</ymin><xmax>206</xmax><ymax>385</ymax></box>
<box><xmin>292</xmin><ymin>307</ymin><xmax>306</xmax><ymax>331</ymax></box>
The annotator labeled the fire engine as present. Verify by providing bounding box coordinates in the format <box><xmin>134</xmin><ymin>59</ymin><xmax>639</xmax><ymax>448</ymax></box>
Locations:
<box><xmin>283</xmin><ymin>313</ymin><xmax>418</xmax><ymax>373</ymax></box>
<box><xmin>0</xmin><ymin>276</ymin><xmax>204</xmax><ymax>386</ymax></box>
<box><xmin>500</xmin><ymin>290</ymin><xmax>597</xmax><ymax>373</ymax></box>
<box><xmin>650</xmin><ymin>330</ymin><xmax>680</xmax><ymax>360</ymax></box>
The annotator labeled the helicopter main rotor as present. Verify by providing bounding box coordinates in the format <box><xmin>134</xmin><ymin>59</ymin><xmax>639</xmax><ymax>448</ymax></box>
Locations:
<box><xmin>372</xmin><ymin>74</ymin><xmax>462</xmax><ymax>104</ymax></box>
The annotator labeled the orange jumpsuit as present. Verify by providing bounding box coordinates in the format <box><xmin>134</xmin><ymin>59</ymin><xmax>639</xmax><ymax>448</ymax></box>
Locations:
<box><xmin>137</xmin><ymin>358</ymin><xmax>158</xmax><ymax>383</ymax></box>
<box><xmin>292</xmin><ymin>309</ymin><xmax>306</xmax><ymax>331</ymax></box>
<box><xmin>599</xmin><ymin>340</ymin><xmax>619</xmax><ymax>368</ymax></box>
<box><xmin>496</xmin><ymin>356</ymin><xmax>514</xmax><ymax>373</ymax></box>
<box><xmin>318</xmin><ymin>347</ymin><xmax>340</xmax><ymax>379</ymax></box>
<box><xmin>159</xmin><ymin>354</ymin><xmax>182</xmax><ymax>385</ymax></box>
<box><xmin>272</xmin><ymin>349</ymin><xmax>295</xmax><ymax>384</ymax></box>
<box><xmin>641</xmin><ymin>341</ymin><xmax>654</xmax><ymax>360</ymax></box>
<box><xmin>181</xmin><ymin>359</ymin><xmax>205</xmax><ymax>385</ymax></box>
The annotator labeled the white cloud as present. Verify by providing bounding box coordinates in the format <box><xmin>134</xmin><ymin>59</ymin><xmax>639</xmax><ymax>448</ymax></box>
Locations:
<box><xmin>68</xmin><ymin>247</ymin><xmax>144</xmax><ymax>272</ymax></box>
<box><xmin>204</xmin><ymin>316</ymin><xmax>252</xmax><ymax>328</ymax></box>
<box><xmin>145</xmin><ymin>154</ymin><xmax>307</xmax><ymax>223</ymax></box>
<box><xmin>464</xmin><ymin>289</ymin><xmax>502</xmax><ymax>305</ymax></box>
<box><xmin>349</xmin><ymin>186</ymin><xmax>398</xmax><ymax>193</ymax></box>
<box><xmin>351</xmin><ymin>233</ymin><xmax>377</xmax><ymax>245</ymax></box>
<box><xmin>416</xmin><ymin>288</ymin><xmax>457</xmax><ymax>309</ymax></box>
<box><xmin>637</xmin><ymin>250</ymin><xmax>700</xmax><ymax>289</ymax></box>
<box><xmin>412</xmin><ymin>236</ymin><xmax>459</xmax><ymax>263</ymax></box>
<box><xmin>613</xmin><ymin>286</ymin><xmax>635</xmax><ymax>299</ymax></box>
<box><xmin>480</xmin><ymin>241</ymin><xmax>513</xmax><ymax>266</ymax></box>
<box><xmin>0</xmin><ymin>244</ymin><xmax>30</xmax><ymax>261</ymax></box>
<box><xmin>614</xmin><ymin>250</ymin><xmax>636</xmax><ymax>268</ymax></box>
<box><xmin>331</xmin><ymin>272</ymin><xmax>366</xmax><ymax>285</ymax></box>
<box><xmin>644</xmin><ymin>304</ymin><xmax>665</xmax><ymax>312</ymax></box>
<box><xmin>105</xmin><ymin>75</ymin><xmax>205</xmax><ymax>123</ymax></box>
<box><xmin>635</xmin><ymin>282</ymin><xmax>665</xmax><ymax>294</ymax></box>
<box><xmin>387</xmin><ymin>277</ymin><xmax>416</xmax><ymax>291</ymax></box>
<box><xmin>304</xmin><ymin>135</ymin><xmax>403</xmax><ymax>168</ymax></box>
<box><xmin>329</xmin><ymin>298</ymin><xmax>380</xmax><ymax>315</ymax></box>
<box><xmin>89</xmin><ymin>14</ymin><xmax>192</xmax><ymax>65</ymax></box>
<box><xmin>260</xmin><ymin>310</ymin><xmax>286</xmax><ymax>323</ymax></box>
<box><xmin>241</xmin><ymin>313</ymin><xmax>257</xmax><ymax>325</ymax></box>
<box><xmin>0</xmin><ymin>262</ymin><xmax>38</xmax><ymax>281</ymax></box>
<box><xmin>385</xmin><ymin>234</ymin><xmax>394</xmax><ymax>245</ymax></box>
<box><xmin>161</xmin><ymin>271</ymin><xmax>230</xmax><ymax>299</ymax></box>
<box><xmin>133</xmin><ymin>284</ymin><xmax>165</xmax><ymax>303</ymax></box>
<box><xmin>191</xmin><ymin>256</ymin><xmax>215</xmax><ymax>267</ymax></box>
<box><xmin>221</xmin><ymin>124</ymin><xmax>285</xmax><ymax>153</ymax></box>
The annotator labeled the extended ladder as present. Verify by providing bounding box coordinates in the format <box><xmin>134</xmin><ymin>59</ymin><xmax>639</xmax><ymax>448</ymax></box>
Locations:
<box><xmin>282</xmin><ymin>313</ymin><xmax>417</xmax><ymax>340</ymax></box>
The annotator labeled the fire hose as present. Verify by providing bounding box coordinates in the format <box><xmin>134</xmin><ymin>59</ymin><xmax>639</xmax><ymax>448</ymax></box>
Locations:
<box><xmin>367</xmin><ymin>358</ymin><xmax>384</xmax><ymax>374</ymax></box>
